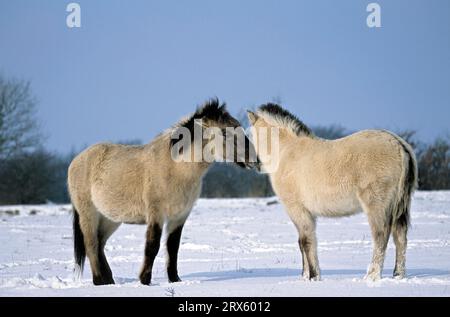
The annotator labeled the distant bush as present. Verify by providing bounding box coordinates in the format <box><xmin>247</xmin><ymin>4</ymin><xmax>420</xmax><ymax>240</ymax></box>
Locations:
<box><xmin>0</xmin><ymin>149</ymin><xmax>66</xmax><ymax>204</ymax></box>
<box><xmin>201</xmin><ymin>163</ymin><xmax>274</xmax><ymax>198</ymax></box>
<box><xmin>418</xmin><ymin>137</ymin><xmax>450</xmax><ymax>190</ymax></box>
<box><xmin>2</xmin><ymin>130</ymin><xmax>448</xmax><ymax>205</ymax></box>
<box><xmin>395</xmin><ymin>130</ymin><xmax>450</xmax><ymax>190</ymax></box>
<box><xmin>0</xmin><ymin>125</ymin><xmax>449</xmax><ymax>205</ymax></box>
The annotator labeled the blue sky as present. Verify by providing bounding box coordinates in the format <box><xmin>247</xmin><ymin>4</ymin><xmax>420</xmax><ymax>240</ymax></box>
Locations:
<box><xmin>1</xmin><ymin>0</ymin><xmax>449</xmax><ymax>153</ymax></box>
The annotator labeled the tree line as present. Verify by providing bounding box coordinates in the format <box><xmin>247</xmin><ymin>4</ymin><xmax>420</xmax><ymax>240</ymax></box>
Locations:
<box><xmin>0</xmin><ymin>76</ymin><xmax>449</xmax><ymax>204</ymax></box>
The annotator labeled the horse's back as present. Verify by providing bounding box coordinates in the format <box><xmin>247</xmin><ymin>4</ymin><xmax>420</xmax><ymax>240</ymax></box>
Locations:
<box><xmin>69</xmin><ymin>142</ymin><xmax>140</xmax><ymax>185</ymax></box>
<box><xmin>290</xmin><ymin>129</ymin><xmax>404</xmax><ymax>181</ymax></box>
<box><xmin>275</xmin><ymin>129</ymin><xmax>408</xmax><ymax>216</ymax></box>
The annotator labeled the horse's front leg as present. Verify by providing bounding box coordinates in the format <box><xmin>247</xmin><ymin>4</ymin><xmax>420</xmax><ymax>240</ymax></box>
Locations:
<box><xmin>298</xmin><ymin>237</ymin><xmax>310</xmax><ymax>279</ymax></box>
<box><xmin>295</xmin><ymin>211</ymin><xmax>320</xmax><ymax>280</ymax></box>
<box><xmin>166</xmin><ymin>219</ymin><xmax>186</xmax><ymax>283</ymax></box>
<box><xmin>139</xmin><ymin>221</ymin><xmax>163</xmax><ymax>285</ymax></box>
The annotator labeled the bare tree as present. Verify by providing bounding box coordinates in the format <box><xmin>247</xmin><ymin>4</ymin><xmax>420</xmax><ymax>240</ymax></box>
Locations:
<box><xmin>0</xmin><ymin>75</ymin><xmax>41</xmax><ymax>158</ymax></box>
<box><xmin>395</xmin><ymin>129</ymin><xmax>423</xmax><ymax>153</ymax></box>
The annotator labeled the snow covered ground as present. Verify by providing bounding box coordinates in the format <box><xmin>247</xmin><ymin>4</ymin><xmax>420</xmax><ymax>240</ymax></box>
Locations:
<box><xmin>0</xmin><ymin>191</ymin><xmax>449</xmax><ymax>297</ymax></box>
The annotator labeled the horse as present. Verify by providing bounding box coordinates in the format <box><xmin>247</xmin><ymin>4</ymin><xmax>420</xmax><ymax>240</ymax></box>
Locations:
<box><xmin>68</xmin><ymin>98</ymin><xmax>258</xmax><ymax>285</ymax></box>
<box><xmin>247</xmin><ymin>103</ymin><xmax>418</xmax><ymax>281</ymax></box>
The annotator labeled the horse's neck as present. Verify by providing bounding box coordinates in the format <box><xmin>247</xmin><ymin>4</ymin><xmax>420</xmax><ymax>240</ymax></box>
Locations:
<box><xmin>145</xmin><ymin>132</ymin><xmax>211</xmax><ymax>181</ymax></box>
<box><xmin>279</xmin><ymin>130</ymin><xmax>315</xmax><ymax>146</ymax></box>
<box><xmin>263</xmin><ymin>132</ymin><xmax>314</xmax><ymax>175</ymax></box>
<box><xmin>166</xmin><ymin>142</ymin><xmax>212</xmax><ymax>179</ymax></box>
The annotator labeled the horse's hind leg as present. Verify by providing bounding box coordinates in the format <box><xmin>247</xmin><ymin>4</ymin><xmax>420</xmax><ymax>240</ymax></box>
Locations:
<box><xmin>392</xmin><ymin>215</ymin><xmax>408</xmax><ymax>278</ymax></box>
<box><xmin>97</xmin><ymin>216</ymin><xmax>121</xmax><ymax>284</ymax></box>
<box><xmin>77</xmin><ymin>205</ymin><xmax>106</xmax><ymax>285</ymax></box>
<box><xmin>360</xmin><ymin>194</ymin><xmax>392</xmax><ymax>281</ymax></box>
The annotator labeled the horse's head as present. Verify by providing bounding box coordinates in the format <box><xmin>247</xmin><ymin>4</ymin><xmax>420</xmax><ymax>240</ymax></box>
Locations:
<box><xmin>170</xmin><ymin>98</ymin><xmax>260</xmax><ymax>170</ymax></box>
<box><xmin>246</xmin><ymin>109</ymin><xmax>278</xmax><ymax>173</ymax></box>
<box><xmin>247</xmin><ymin>103</ymin><xmax>311</xmax><ymax>173</ymax></box>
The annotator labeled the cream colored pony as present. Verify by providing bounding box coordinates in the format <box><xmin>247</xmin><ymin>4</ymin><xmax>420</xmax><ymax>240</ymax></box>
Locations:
<box><xmin>68</xmin><ymin>99</ymin><xmax>258</xmax><ymax>285</ymax></box>
<box><xmin>247</xmin><ymin>103</ymin><xmax>417</xmax><ymax>281</ymax></box>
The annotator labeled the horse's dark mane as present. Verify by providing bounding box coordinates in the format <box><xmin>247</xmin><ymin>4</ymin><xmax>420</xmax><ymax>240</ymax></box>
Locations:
<box><xmin>258</xmin><ymin>103</ymin><xmax>312</xmax><ymax>136</ymax></box>
<box><xmin>169</xmin><ymin>98</ymin><xmax>228</xmax><ymax>148</ymax></box>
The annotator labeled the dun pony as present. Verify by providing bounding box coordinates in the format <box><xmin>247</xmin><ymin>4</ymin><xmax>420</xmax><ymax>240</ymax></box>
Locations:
<box><xmin>68</xmin><ymin>98</ymin><xmax>258</xmax><ymax>285</ymax></box>
<box><xmin>248</xmin><ymin>103</ymin><xmax>417</xmax><ymax>281</ymax></box>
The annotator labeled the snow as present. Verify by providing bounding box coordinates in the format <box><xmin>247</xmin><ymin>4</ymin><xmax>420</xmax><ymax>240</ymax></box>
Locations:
<box><xmin>0</xmin><ymin>191</ymin><xmax>449</xmax><ymax>297</ymax></box>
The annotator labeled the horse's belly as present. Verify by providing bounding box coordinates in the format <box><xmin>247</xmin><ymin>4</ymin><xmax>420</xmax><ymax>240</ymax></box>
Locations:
<box><xmin>94</xmin><ymin>200</ymin><xmax>147</xmax><ymax>224</ymax></box>
<box><xmin>303</xmin><ymin>193</ymin><xmax>362</xmax><ymax>217</ymax></box>
<box><xmin>91</xmin><ymin>187</ymin><xmax>147</xmax><ymax>223</ymax></box>
<box><xmin>107</xmin><ymin>209</ymin><xmax>146</xmax><ymax>224</ymax></box>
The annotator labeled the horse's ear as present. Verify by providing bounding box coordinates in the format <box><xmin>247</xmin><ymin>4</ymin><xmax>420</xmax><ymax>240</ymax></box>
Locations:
<box><xmin>247</xmin><ymin>110</ymin><xmax>258</xmax><ymax>125</ymax></box>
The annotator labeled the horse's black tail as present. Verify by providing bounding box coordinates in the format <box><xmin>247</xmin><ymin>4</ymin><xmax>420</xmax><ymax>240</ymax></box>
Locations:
<box><xmin>73</xmin><ymin>206</ymin><xmax>86</xmax><ymax>278</ymax></box>
<box><xmin>391</xmin><ymin>134</ymin><xmax>418</xmax><ymax>231</ymax></box>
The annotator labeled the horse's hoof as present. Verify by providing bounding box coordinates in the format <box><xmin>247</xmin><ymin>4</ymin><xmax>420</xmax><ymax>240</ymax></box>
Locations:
<box><xmin>93</xmin><ymin>275</ymin><xmax>115</xmax><ymax>286</ymax></box>
<box><xmin>139</xmin><ymin>273</ymin><xmax>152</xmax><ymax>285</ymax></box>
<box><xmin>169</xmin><ymin>276</ymin><xmax>182</xmax><ymax>283</ymax></box>
<box><xmin>140</xmin><ymin>279</ymin><xmax>151</xmax><ymax>285</ymax></box>
<box><xmin>393</xmin><ymin>271</ymin><xmax>406</xmax><ymax>280</ymax></box>
<box><xmin>307</xmin><ymin>274</ymin><xmax>320</xmax><ymax>281</ymax></box>
<box><xmin>302</xmin><ymin>269</ymin><xmax>320</xmax><ymax>281</ymax></box>
<box><xmin>364</xmin><ymin>273</ymin><xmax>381</xmax><ymax>281</ymax></box>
